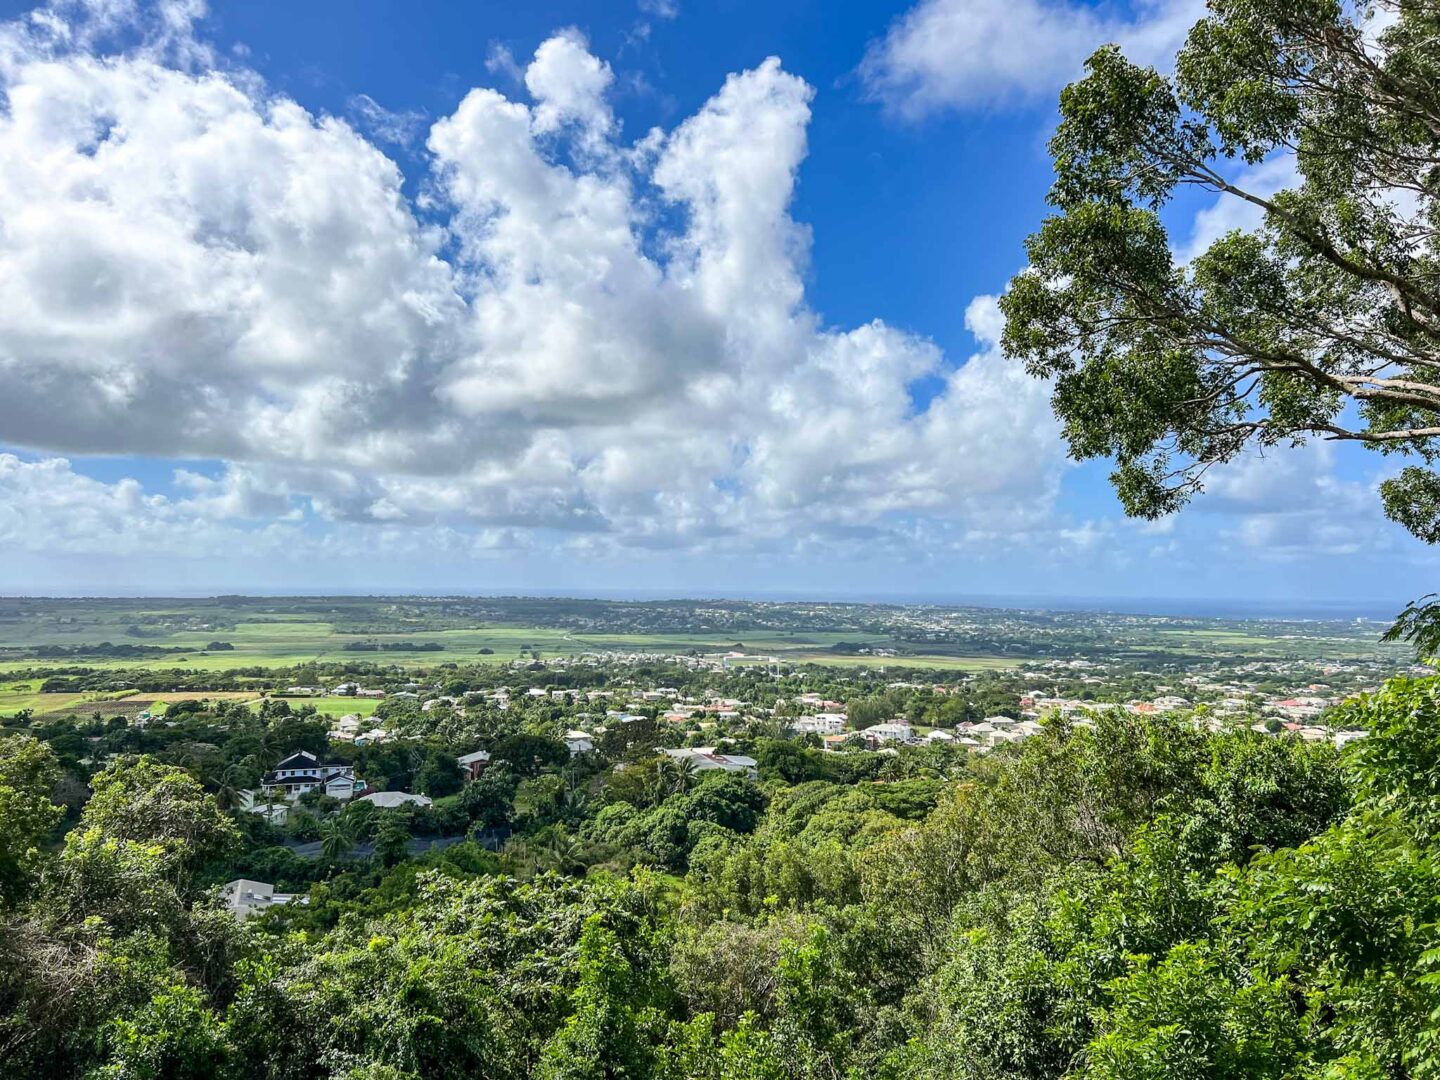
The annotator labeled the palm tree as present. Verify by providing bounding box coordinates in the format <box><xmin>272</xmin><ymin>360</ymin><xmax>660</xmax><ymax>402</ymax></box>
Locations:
<box><xmin>319</xmin><ymin>815</ymin><xmax>359</xmax><ymax>862</ymax></box>
<box><xmin>557</xmin><ymin>783</ymin><xmax>589</xmax><ymax>825</ymax></box>
<box><xmin>211</xmin><ymin>763</ymin><xmax>250</xmax><ymax>812</ymax></box>
<box><xmin>643</xmin><ymin>764</ymin><xmax>670</xmax><ymax>808</ymax></box>
<box><xmin>544</xmin><ymin>831</ymin><xmax>585</xmax><ymax>876</ymax></box>
<box><xmin>667</xmin><ymin>756</ymin><xmax>697</xmax><ymax>795</ymax></box>
<box><xmin>254</xmin><ymin>728</ymin><xmax>282</xmax><ymax>784</ymax></box>
<box><xmin>408</xmin><ymin>746</ymin><xmax>428</xmax><ymax>790</ymax></box>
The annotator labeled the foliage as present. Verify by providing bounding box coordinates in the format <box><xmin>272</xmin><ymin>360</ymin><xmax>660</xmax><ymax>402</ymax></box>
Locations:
<box><xmin>0</xmin><ymin>734</ymin><xmax>62</xmax><ymax>905</ymax></box>
<box><xmin>6</xmin><ymin>644</ymin><xmax>1440</xmax><ymax>1080</ymax></box>
<box><xmin>999</xmin><ymin>0</ymin><xmax>1440</xmax><ymax>651</ymax></box>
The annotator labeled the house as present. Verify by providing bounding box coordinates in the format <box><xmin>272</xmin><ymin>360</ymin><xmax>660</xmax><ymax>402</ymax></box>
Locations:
<box><xmin>222</xmin><ymin>879</ymin><xmax>305</xmax><ymax>920</ymax></box>
<box><xmin>262</xmin><ymin>750</ymin><xmax>362</xmax><ymax>802</ymax></box>
<box><xmin>237</xmin><ymin>790</ymin><xmax>290</xmax><ymax>824</ymax></box>
<box><xmin>457</xmin><ymin>749</ymin><xmax>492</xmax><ymax>780</ymax></box>
<box><xmin>358</xmin><ymin>791</ymin><xmax>432</xmax><ymax>809</ymax></box>
<box><xmin>792</xmin><ymin>714</ymin><xmax>846</xmax><ymax>736</ymax></box>
<box><xmin>863</xmin><ymin>722</ymin><xmax>913</xmax><ymax>744</ymax></box>
<box><xmin>564</xmin><ymin>730</ymin><xmax>595</xmax><ymax>756</ymax></box>
<box><xmin>327</xmin><ymin>714</ymin><xmax>363</xmax><ymax>742</ymax></box>
<box><xmin>663</xmin><ymin>747</ymin><xmax>758</xmax><ymax>777</ymax></box>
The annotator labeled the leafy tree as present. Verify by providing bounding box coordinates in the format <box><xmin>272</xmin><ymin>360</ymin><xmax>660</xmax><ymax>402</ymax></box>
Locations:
<box><xmin>75</xmin><ymin>756</ymin><xmax>239</xmax><ymax>888</ymax></box>
<box><xmin>462</xmin><ymin>765</ymin><xmax>519</xmax><ymax>829</ymax></box>
<box><xmin>230</xmin><ymin>917</ymin><xmax>523</xmax><ymax>1077</ymax></box>
<box><xmin>687</xmin><ymin>772</ymin><xmax>768</xmax><ymax>835</ymax></box>
<box><xmin>374</xmin><ymin>812</ymin><xmax>413</xmax><ymax>867</ymax></box>
<box><xmin>414</xmin><ymin>751</ymin><xmax>463</xmax><ymax>798</ymax></box>
<box><xmin>492</xmin><ymin>734</ymin><xmax>570</xmax><ymax>778</ymax></box>
<box><xmin>847</xmin><ymin>696</ymin><xmax>895</xmax><ymax>731</ymax></box>
<box><xmin>537</xmin><ymin>916</ymin><xmax>658</xmax><ymax>1079</ymax></box>
<box><xmin>998</xmin><ymin>0</ymin><xmax>1440</xmax><ymax>650</ymax></box>
<box><xmin>0</xmin><ymin>735</ymin><xmax>62</xmax><ymax>905</ymax></box>
<box><xmin>1085</xmin><ymin>943</ymin><xmax>1299</xmax><ymax>1080</ymax></box>
<box><xmin>754</xmin><ymin>740</ymin><xmax>821</xmax><ymax>785</ymax></box>
<box><xmin>92</xmin><ymin>980</ymin><xmax>232</xmax><ymax>1080</ymax></box>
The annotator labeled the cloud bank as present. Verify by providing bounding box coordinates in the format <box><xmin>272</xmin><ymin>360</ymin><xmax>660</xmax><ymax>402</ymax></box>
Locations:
<box><xmin>0</xmin><ymin>0</ymin><xmax>1067</xmax><ymax>564</ymax></box>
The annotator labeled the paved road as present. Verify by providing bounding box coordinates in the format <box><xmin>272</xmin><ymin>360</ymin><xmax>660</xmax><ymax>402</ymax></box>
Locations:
<box><xmin>284</xmin><ymin>833</ymin><xmax>502</xmax><ymax>860</ymax></box>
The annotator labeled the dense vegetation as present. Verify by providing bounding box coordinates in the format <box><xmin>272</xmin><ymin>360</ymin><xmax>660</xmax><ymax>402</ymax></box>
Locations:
<box><xmin>2</xmin><ymin>670</ymin><xmax>1439</xmax><ymax>1077</ymax></box>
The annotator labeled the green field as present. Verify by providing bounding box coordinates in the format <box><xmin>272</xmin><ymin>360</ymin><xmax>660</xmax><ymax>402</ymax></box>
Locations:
<box><xmin>270</xmin><ymin>696</ymin><xmax>382</xmax><ymax>718</ymax></box>
<box><xmin>0</xmin><ymin>596</ymin><xmax>1405</xmax><ymax>695</ymax></box>
<box><xmin>0</xmin><ymin>615</ymin><xmax>1027</xmax><ymax>674</ymax></box>
<box><xmin>0</xmin><ymin>687</ymin><xmax>382</xmax><ymax>719</ymax></box>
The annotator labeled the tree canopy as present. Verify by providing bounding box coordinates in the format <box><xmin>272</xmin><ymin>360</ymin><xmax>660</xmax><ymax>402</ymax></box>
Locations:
<box><xmin>999</xmin><ymin>0</ymin><xmax>1440</xmax><ymax>647</ymax></box>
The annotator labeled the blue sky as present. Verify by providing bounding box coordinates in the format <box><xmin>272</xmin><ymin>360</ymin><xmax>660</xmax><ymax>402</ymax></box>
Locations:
<box><xmin>0</xmin><ymin>0</ymin><xmax>1429</xmax><ymax>607</ymax></box>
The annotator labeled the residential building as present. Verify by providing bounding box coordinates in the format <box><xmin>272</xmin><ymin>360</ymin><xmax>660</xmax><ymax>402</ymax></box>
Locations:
<box><xmin>222</xmin><ymin>879</ymin><xmax>304</xmax><ymax>920</ymax></box>
<box><xmin>457</xmin><ymin>749</ymin><xmax>492</xmax><ymax>780</ymax></box>
<box><xmin>262</xmin><ymin>750</ymin><xmax>362</xmax><ymax>801</ymax></box>
<box><xmin>864</xmin><ymin>722</ymin><xmax>912</xmax><ymax>743</ymax></box>
<box><xmin>358</xmin><ymin>791</ymin><xmax>432</xmax><ymax>809</ymax></box>
<box><xmin>791</xmin><ymin>714</ymin><xmax>845</xmax><ymax>736</ymax></box>
<box><xmin>663</xmin><ymin>747</ymin><xmax>758</xmax><ymax>776</ymax></box>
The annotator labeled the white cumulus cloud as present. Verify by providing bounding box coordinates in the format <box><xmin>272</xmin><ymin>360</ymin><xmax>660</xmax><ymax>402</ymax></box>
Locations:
<box><xmin>0</xmin><ymin>0</ymin><xmax>1069</xmax><ymax>566</ymax></box>
<box><xmin>859</xmin><ymin>0</ymin><xmax>1204</xmax><ymax>119</ymax></box>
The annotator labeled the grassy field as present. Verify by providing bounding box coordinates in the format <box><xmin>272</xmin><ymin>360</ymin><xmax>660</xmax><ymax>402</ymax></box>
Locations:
<box><xmin>270</xmin><ymin>696</ymin><xmax>382</xmax><ymax>718</ymax></box>
<box><xmin>0</xmin><ymin>688</ymin><xmax>382</xmax><ymax>719</ymax></box>
<box><xmin>0</xmin><ymin>624</ymin><xmax>583</xmax><ymax>673</ymax></box>
<box><xmin>0</xmin><ymin>688</ymin><xmax>265</xmax><ymax>718</ymax></box>
<box><xmin>0</xmin><ymin>596</ymin><xmax>1403</xmax><ymax>691</ymax></box>
<box><xmin>0</xmin><ymin>618</ymin><xmax>1029</xmax><ymax>674</ymax></box>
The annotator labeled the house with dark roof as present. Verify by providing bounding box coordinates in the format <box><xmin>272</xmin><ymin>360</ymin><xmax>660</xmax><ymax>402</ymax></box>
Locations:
<box><xmin>261</xmin><ymin>750</ymin><xmax>362</xmax><ymax>801</ymax></box>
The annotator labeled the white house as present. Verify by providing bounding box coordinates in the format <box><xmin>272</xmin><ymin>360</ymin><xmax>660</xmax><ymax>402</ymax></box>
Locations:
<box><xmin>327</xmin><ymin>714</ymin><xmax>363</xmax><ymax>742</ymax></box>
<box><xmin>791</xmin><ymin>714</ymin><xmax>846</xmax><ymax>736</ymax></box>
<box><xmin>564</xmin><ymin>730</ymin><xmax>595</xmax><ymax>756</ymax></box>
<box><xmin>262</xmin><ymin>750</ymin><xmax>362</xmax><ymax>802</ymax></box>
<box><xmin>358</xmin><ymin>791</ymin><xmax>432</xmax><ymax>809</ymax></box>
<box><xmin>864</xmin><ymin>723</ymin><xmax>913</xmax><ymax>744</ymax></box>
<box><xmin>222</xmin><ymin>879</ymin><xmax>304</xmax><ymax>920</ymax></box>
<box><xmin>663</xmin><ymin>747</ymin><xmax>758</xmax><ymax>777</ymax></box>
<box><xmin>237</xmin><ymin>790</ymin><xmax>290</xmax><ymax>824</ymax></box>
